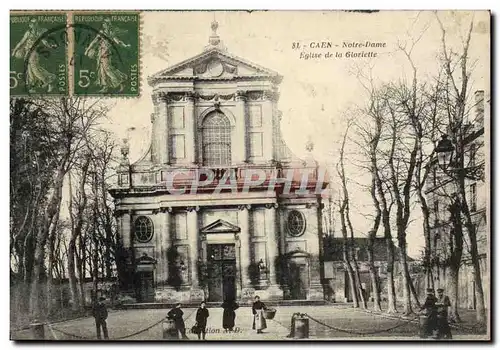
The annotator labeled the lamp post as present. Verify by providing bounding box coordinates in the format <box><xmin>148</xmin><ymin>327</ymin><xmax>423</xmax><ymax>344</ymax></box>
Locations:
<box><xmin>435</xmin><ymin>134</ymin><xmax>454</xmax><ymax>171</ymax></box>
<box><xmin>435</xmin><ymin>134</ymin><xmax>483</xmax><ymax>181</ymax></box>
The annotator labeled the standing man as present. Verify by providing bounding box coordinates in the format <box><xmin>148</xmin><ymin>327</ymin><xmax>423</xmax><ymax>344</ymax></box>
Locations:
<box><xmin>195</xmin><ymin>301</ymin><xmax>210</xmax><ymax>340</ymax></box>
<box><xmin>420</xmin><ymin>288</ymin><xmax>438</xmax><ymax>338</ymax></box>
<box><xmin>436</xmin><ymin>288</ymin><xmax>452</xmax><ymax>339</ymax></box>
<box><xmin>168</xmin><ymin>302</ymin><xmax>188</xmax><ymax>339</ymax></box>
<box><xmin>92</xmin><ymin>296</ymin><xmax>109</xmax><ymax>340</ymax></box>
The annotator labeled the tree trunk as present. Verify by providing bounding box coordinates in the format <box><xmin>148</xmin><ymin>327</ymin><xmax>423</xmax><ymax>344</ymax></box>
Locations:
<box><xmin>46</xmin><ymin>199</ymin><xmax>61</xmax><ymax>315</ymax></box>
<box><xmin>368</xmin><ymin>231</ymin><xmax>382</xmax><ymax>311</ymax></box>
<box><xmin>398</xmin><ymin>242</ymin><xmax>414</xmax><ymax>314</ymax></box>
<box><xmin>446</xmin><ymin>263</ymin><xmax>461</xmax><ymax>323</ymax></box>
<box><xmin>67</xmin><ymin>173</ymin><xmax>80</xmax><ymax>311</ymax></box>
<box><xmin>386</xmin><ymin>238</ymin><xmax>398</xmax><ymax>313</ymax></box>
<box><xmin>30</xmin><ymin>165</ymin><xmax>66</xmax><ymax>319</ymax></box>
<box><xmin>344</xmin><ymin>259</ymin><xmax>358</xmax><ymax>307</ymax></box>
<box><xmin>350</xmin><ymin>244</ymin><xmax>367</xmax><ymax>309</ymax></box>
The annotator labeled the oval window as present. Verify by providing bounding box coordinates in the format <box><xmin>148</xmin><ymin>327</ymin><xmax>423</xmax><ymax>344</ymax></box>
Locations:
<box><xmin>287</xmin><ymin>210</ymin><xmax>306</xmax><ymax>237</ymax></box>
<box><xmin>134</xmin><ymin>216</ymin><xmax>154</xmax><ymax>243</ymax></box>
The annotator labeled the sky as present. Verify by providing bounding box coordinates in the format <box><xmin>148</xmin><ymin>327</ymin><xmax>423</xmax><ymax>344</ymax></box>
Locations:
<box><xmin>102</xmin><ymin>10</ymin><xmax>490</xmax><ymax>258</ymax></box>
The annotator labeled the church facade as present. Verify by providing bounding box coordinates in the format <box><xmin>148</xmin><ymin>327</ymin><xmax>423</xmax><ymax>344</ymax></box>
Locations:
<box><xmin>110</xmin><ymin>22</ymin><xmax>328</xmax><ymax>303</ymax></box>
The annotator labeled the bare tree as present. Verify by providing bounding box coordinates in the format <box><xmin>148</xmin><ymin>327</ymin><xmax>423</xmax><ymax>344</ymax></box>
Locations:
<box><xmin>26</xmin><ymin>97</ymin><xmax>107</xmax><ymax>318</ymax></box>
<box><xmin>336</xmin><ymin>123</ymin><xmax>367</xmax><ymax>308</ymax></box>
<box><xmin>68</xmin><ymin>154</ymin><xmax>92</xmax><ymax>311</ymax></box>
<box><xmin>435</xmin><ymin>12</ymin><xmax>486</xmax><ymax>325</ymax></box>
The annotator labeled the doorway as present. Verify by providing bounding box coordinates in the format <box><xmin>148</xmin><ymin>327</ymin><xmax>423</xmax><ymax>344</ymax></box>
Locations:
<box><xmin>136</xmin><ymin>271</ymin><xmax>155</xmax><ymax>302</ymax></box>
<box><xmin>207</xmin><ymin>244</ymin><xmax>236</xmax><ymax>302</ymax></box>
<box><xmin>289</xmin><ymin>262</ymin><xmax>308</xmax><ymax>300</ymax></box>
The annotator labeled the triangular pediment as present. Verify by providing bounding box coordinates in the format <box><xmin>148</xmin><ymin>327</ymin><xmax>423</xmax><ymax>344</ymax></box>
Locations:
<box><xmin>201</xmin><ymin>219</ymin><xmax>240</xmax><ymax>234</ymax></box>
<box><xmin>148</xmin><ymin>47</ymin><xmax>282</xmax><ymax>85</ymax></box>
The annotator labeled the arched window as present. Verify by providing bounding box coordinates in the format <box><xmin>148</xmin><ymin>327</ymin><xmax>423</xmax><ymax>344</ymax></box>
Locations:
<box><xmin>134</xmin><ymin>216</ymin><xmax>154</xmax><ymax>243</ymax></box>
<box><xmin>202</xmin><ymin>112</ymin><xmax>231</xmax><ymax>166</ymax></box>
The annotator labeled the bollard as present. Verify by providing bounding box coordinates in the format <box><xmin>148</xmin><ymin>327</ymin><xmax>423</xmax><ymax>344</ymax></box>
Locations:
<box><xmin>293</xmin><ymin>314</ymin><xmax>309</xmax><ymax>339</ymax></box>
<box><xmin>30</xmin><ymin>322</ymin><xmax>45</xmax><ymax>340</ymax></box>
<box><xmin>419</xmin><ymin>315</ymin><xmax>428</xmax><ymax>338</ymax></box>
<box><xmin>162</xmin><ymin>319</ymin><xmax>179</xmax><ymax>340</ymax></box>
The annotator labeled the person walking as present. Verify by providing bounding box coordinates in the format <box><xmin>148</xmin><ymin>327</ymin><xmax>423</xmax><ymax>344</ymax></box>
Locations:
<box><xmin>436</xmin><ymin>288</ymin><xmax>452</xmax><ymax>339</ymax></box>
<box><xmin>195</xmin><ymin>301</ymin><xmax>210</xmax><ymax>340</ymax></box>
<box><xmin>420</xmin><ymin>288</ymin><xmax>438</xmax><ymax>338</ymax></box>
<box><xmin>221</xmin><ymin>298</ymin><xmax>239</xmax><ymax>331</ymax></box>
<box><xmin>92</xmin><ymin>297</ymin><xmax>109</xmax><ymax>340</ymax></box>
<box><xmin>252</xmin><ymin>295</ymin><xmax>267</xmax><ymax>334</ymax></box>
<box><xmin>167</xmin><ymin>303</ymin><xmax>188</xmax><ymax>339</ymax></box>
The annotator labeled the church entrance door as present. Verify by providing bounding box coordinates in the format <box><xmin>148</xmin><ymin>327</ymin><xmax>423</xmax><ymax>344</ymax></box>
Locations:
<box><xmin>289</xmin><ymin>263</ymin><xmax>308</xmax><ymax>300</ymax></box>
<box><xmin>137</xmin><ymin>271</ymin><xmax>155</xmax><ymax>303</ymax></box>
<box><xmin>207</xmin><ymin>244</ymin><xmax>236</xmax><ymax>302</ymax></box>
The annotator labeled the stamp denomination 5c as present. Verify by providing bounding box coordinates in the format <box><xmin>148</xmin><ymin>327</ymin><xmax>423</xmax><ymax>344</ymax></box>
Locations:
<box><xmin>73</xmin><ymin>13</ymin><xmax>140</xmax><ymax>97</ymax></box>
<box><xmin>10</xmin><ymin>13</ymin><xmax>68</xmax><ymax>96</ymax></box>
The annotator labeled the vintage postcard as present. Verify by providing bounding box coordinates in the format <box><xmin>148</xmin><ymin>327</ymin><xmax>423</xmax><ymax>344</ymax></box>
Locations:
<box><xmin>10</xmin><ymin>10</ymin><xmax>490</xmax><ymax>341</ymax></box>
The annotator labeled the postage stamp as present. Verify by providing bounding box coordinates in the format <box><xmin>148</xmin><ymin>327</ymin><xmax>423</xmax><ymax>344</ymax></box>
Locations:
<box><xmin>10</xmin><ymin>13</ymin><xmax>68</xmax><ymax>96</ymax></box>
<box><xmin>72</xmin><ymin>13</ymin><xmax>140</xmax><ymax>97</ymax></box>
<box><xmin>9</xmin><ymin>10</ymin><xmax>490</xmax><ymax>342</ymax></box>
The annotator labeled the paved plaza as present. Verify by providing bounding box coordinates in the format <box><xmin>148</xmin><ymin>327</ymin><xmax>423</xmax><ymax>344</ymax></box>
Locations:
<box><xmin>12</xmin><ymin>305</ymin><xmax>488</xmax><ymax>341</ymax></box>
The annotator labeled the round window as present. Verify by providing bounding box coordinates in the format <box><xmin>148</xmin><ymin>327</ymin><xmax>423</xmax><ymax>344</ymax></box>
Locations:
<box><xmin>134</xmin><ymin>216</ymin><xmax>154</xmax><ymax>243</ymax></box>
<box><xmin>287</xmin><ymin>210</ymin><xmax>306</xmax><ymax>237</ymax></box>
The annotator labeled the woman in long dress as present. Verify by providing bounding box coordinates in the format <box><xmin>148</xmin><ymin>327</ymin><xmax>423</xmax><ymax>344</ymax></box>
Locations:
<box><xmin>252</xmin><ymin>295</ymin><xmax>267</xmax><ymax>334</ymax></box>
<box><xmin>221</xmin><ymin>298</ymin><xmax>239</xmax><ymax>331</ymax></box>
<box><xmin>11</xmin><ymin>18</ymin><xmax>56</xmax><ymax>93</ymax></box>
<box><xmin>84</xmin><ymin>18</ymin><xmax>130</xmax><ymax>93</ymax></box>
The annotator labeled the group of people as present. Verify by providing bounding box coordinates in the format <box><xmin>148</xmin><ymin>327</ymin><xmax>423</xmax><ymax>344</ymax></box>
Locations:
<box><xmin>420</xmin><ymin>287</ymin><xmax>453</xmax><ymax>339</ymax></box>
<box><xmin>166</xmin><ymin>295</ymin><xmax>268</xmax><ymax>340</ymax></box>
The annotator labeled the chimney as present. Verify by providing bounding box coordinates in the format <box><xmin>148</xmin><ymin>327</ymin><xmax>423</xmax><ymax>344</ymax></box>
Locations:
<box><xmin>474</xmin><ymin>90</ymin><xmax>484</xmax><ymax>128</ymax></box>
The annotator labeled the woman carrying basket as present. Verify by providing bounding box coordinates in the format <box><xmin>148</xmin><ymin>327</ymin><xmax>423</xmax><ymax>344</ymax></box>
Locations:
<box><xmin>252</xmin><ymin>295</ymin><xmax>267</xmax><ymax>334</ymax></box>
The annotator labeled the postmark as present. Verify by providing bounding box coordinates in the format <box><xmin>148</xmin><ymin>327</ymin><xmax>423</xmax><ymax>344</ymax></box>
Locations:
<box><xmin>10</xmin><ymin>13</ymin><xmax>68</xmax><ymax>96</ymax></box>
<box><xmin>73</xmin><ymin>13</ymin><xmax>140</xmax><ymax>97</ymax></box>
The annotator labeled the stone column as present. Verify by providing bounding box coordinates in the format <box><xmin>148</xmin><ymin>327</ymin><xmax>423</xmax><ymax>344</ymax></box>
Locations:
<box><xmin>265</xmin><ymin>204</ymin><xmax>280</xmax><ymax>289</ymax></box>
<box><xmin>307</xmin><ymin>203</ymin><xmax>325</xmax><ymax>300</ymax></box>
<box><xmin>263</xmin><ymin>91</ymin><xmax>275</xmax><ymax>162</ymax></box>
<box><xmin>160</xmin><ymin>207</ymin><xmax>172</xmax><ymax>286</ymax></box>
<box><xmin>121</xmin><ymin>210</ymin><xmax>134</xmax><ymax>293</ymax></box>
<box><xmin>159</xmin><ymin>93</ymin><xmax>170</xmax><ymax>164</ymax></box>
<box><xmin>235</xmin><ymin>90</ymin><xmax>247</xmax><ymax>164</ymax></box>
<box><xmin>239</xmin><ymin>204</ymin><xmax>252</xmax><ymax>286</ymax></box>
<box><xmin>186</xmin><ymin>206</ymin><xmax>200</xmax><ymax>286</ymax></box>
<box><xmin>122</xmin><ymin>210</ymin><xmax>133</xmax><ymax>249</ymax></box>
<box><xmin>185</xmin><ymin>92</ymin><xmax>196</xmax><ymax>164</ymax></box>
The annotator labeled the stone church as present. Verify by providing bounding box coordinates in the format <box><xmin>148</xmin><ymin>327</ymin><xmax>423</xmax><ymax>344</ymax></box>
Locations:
<box><xmin>110</xmin><ymin>21</ymin><xmax>328</xmax><ymax>303</ymax></box>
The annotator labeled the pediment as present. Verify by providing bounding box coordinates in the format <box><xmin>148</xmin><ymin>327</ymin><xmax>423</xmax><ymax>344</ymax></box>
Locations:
<box><xmin>201</xmin><ymin>219</ymin><xmax>240</xmax><ymax>234</ymax></box>
<box><xmin>148</xmin><ymin>47</ymin><xmax>282</xmax><ymax>85</ymax></box>
<box><xmin>136</xmin><ymin>253</ymin><xmax>157</xmax><ymax>265</ymax></box>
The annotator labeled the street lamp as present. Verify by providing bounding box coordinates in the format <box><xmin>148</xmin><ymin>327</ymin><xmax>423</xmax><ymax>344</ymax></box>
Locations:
<box><xmin>435</xmin><ymin>134</ymin><xmax>454</xmax><ymax>171</ymax></box>
<box><xmin>434</xmin><ymin>133</ymin><xmax>483</xmax><ymax>181</ymax></box>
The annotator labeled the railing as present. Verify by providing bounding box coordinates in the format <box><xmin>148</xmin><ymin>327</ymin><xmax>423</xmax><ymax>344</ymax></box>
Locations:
<box><xmin>114</xmin><ymin>164</ymin><xmax>326</xmax><ymax>194</ymax></box>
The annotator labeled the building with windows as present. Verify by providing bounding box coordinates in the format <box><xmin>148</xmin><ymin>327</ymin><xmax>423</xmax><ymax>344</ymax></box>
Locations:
<box><xmin>110</xmin><ymin>22</ymin><xmax>328</xmax><ymax>303</ymax></box>
<box><xmin>425</xmin><ymin>90</ymin><xmax>488</xmax><ymax>310</ymax></box>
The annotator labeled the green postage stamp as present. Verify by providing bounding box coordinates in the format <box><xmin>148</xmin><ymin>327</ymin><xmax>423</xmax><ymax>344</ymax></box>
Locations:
<box><xmin>10</xmin><ymin>13</ymin><xmax>68</xmax><ymax>96</ymax></box>
<box><xmin>73</xmin><ymin>13</ymin><xmax>140</xmax><ymax>97</ymax></box>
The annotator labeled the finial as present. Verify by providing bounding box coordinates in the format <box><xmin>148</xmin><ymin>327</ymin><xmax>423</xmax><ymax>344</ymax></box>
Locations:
<box><xmin>209</xmin><ymin>20</ymin><xmax>221</xmax><ymax>46</ymax></box>
<box><xmin>205</xmin><ymin>18</ymin><xmax>226</xmax><ymax>51</ymax></box>
<box><xmin>121</xmin><ymin>138</ymin><xmax>130</xmax><ymax>158</ymax></box>
<box><xmin>306</xmin><ymin>137</ymin><xmax>314</xmax><ymax>152</ymax></box>
<box><xmin>211</xmin><ymin>20</ymin><xmax>218</xmax><ymax>36</ymax></box>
